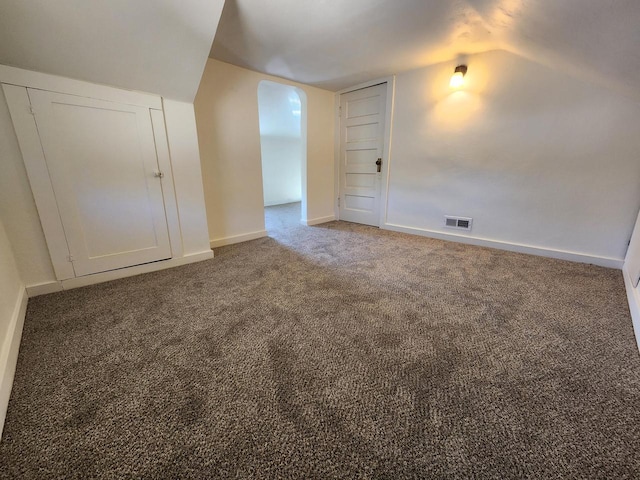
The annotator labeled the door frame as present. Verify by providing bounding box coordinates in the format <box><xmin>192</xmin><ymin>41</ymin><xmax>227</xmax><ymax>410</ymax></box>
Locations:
<box><xmin>334</xmin><ymin>76</ymin><xmax>395</xmax><ymax>227</ymax></box>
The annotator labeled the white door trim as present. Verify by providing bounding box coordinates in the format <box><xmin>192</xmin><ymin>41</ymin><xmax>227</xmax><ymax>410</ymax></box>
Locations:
<box><xmin>379</xmin><ymin>77</ymin><xmax>395</xmax><ymax>227</ymax></box>
<box><xmin>335</xmin><ymin>76</ymin><xmax>394</xmax><ymax>96</ymax></box>
<box><xmin>0</xmin><ymin>64</ymin><xmax>161</xmax><ymax>109</ymax></box>
<box><xmin>150</xmin><ymin>109</ymin><xmax>183</xmax><ymax>259</ymax></box>
<box><xmin>2</xmin><ymin>83</ymin><xmax>75</xmax><ymax>280</ymax></box>
<box><xmin>334</xmin><ymin>76</ymin><xmax>395</xmax><ymax>226</ymax></box>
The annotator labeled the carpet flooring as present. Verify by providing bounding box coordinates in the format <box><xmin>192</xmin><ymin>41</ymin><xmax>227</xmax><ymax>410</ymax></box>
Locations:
<box><xmin>1</xmin><ymin>202</ymin><xmax>640</xmax><ymax>479</ymax></box>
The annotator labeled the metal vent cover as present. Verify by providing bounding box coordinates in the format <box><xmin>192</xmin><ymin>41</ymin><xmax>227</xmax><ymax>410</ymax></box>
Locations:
<box><xmin>444</xmin><ymin>216</ymin><xmax>473</xmax><ymax>231</ymax></box>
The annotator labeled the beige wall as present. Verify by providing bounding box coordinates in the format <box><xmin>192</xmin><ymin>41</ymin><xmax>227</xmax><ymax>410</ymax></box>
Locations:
<box><xmin>0</xmin><ymin>214</ymin><xmax>24</xmax><ymax>436</ymax></box>
<box><xmin>0</xmin><ymin>216</ymin><xmax>23</xmax><ymax>355</ymax></box>
<box><xmin>195</xmin><ymin>59</ymin><xmax>335</xmax><ymax>244</ymax></box>
<box><xmin>386</xmin><ymin>49</ymin><xmax>640</xmax><ymax>263</ymax></box>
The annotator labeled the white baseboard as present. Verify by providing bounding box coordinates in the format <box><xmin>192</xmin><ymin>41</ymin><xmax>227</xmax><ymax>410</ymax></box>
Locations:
<box><xmin>61</xmin><ymin>251</ymin><xmax>213</xmax><ymax>290</ymax></box>
<box><xmin>383</xmin><ymin>223</ymin><xmax>624</xmax><ymax>269</ymax></box>
<box><xmin>26</xmin><ymin>281</ymin><xmax>63</xmax><ymax>297</ymax></box>
<box><xmin>0</xmin><ymin>286</ymin><xmax>28</xmax><ymax>439</ymax></box>
<box><xmin>26</xmin><ymin>251</ymin><xmax>214</xmax><ymax>295</ymax></box>
<box><xmin>302</xmin><ymin>215</ymin><xmax>336</xmax><ymax>226</ymax></box>
<box><xmin>623</xmin><ymin>265</ymin><xmax>640</xmax><ymax>353</ymax></box>
<box><xmin>210</xmin><ymin>230</ymin><xmax>267</xmax><ymax>248</ymax></box>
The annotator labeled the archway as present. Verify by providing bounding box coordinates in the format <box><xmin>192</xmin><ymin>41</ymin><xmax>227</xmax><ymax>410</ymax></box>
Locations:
<box><xmin>257</xmin><ymin>80</ymin><xmax>307</xmax><ymax>229</ymax></box>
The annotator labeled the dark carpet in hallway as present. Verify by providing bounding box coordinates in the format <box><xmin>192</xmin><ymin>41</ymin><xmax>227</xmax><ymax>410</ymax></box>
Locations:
<box><xmin>1</xmin><ymin>202</ymin><xmax>639</xmax><ymax>479</ymax></box>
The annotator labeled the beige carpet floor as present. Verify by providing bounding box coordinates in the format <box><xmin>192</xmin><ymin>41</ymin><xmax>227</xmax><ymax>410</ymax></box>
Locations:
<box><xmin>1</xmin><ymin>202</ymin><xmax>639</xmax><ymax>479</ymax></box>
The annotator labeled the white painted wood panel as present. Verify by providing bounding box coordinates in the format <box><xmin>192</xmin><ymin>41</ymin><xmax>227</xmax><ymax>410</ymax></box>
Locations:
<box><xmin>2</xmin><ymin>84</ymin><xmax>75</xmax><ymax>280</ymax></box>
<box><xmin>150</xmin><ymin>108</ymin><xmax>183</xmax><ymax>259</ymax></box>
<box><xmin>339</xmin><ymin>84</ymin><xmax>387</xmax><ymax>226</ymax></box>
<box><xmin>0</xmin><ymin>64</ymin><xmax>162</xmax><ymax>109</ymax></box>
<box><xmin>346</xmin><ymin>95</ymin><xmax>380</xmax><ymax>118</ymax></box>
<box><xmin>625</xmin><ymin>210</ymin><xmax>640</xmax><ymax>287</ymax></box>
<box><xmin>162</xmin><ymin>99</ymin><xmax>212</xmax><ymax>256</ymax></box>
<box><xmin>28</xmin><ymin>89</ymin><xmax>171</xmax><ymax>276</ymax></box>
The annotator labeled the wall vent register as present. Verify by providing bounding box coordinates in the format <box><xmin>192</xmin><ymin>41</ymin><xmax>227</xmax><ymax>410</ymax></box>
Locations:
<box><xmin>444</xmin><ymin>216</ymin><xmax>473</xmax><ymax>231</ymax></box>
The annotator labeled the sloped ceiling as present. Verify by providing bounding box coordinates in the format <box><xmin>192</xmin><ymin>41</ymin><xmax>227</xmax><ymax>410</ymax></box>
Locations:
<box><xmin>211</xmin><ymin>0</ymin><xmax>640</xmax><ymax>98</ymax></box>
<box><xmin>0</xmin><ymin>0</ymin><xmax>225</xmax><ymax>101</ymax></box>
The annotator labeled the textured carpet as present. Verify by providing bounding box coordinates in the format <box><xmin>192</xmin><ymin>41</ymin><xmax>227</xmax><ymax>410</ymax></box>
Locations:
<box><xmin>1</xmin><ymin>202</ymin><xmax>639</xmax><ymax>479</ymax></box>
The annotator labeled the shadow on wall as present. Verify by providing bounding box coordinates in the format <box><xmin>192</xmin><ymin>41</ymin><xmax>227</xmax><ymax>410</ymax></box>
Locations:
<box><xmin>257</xmin><ymin>81</ymin><xmax>307</xmax><ymax>216</ymax></box>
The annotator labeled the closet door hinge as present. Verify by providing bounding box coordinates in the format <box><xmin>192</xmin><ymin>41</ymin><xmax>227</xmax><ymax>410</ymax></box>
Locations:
<box><xmin>338</xmin><ymin>197</ymin><xmax>340</xmax><ymax>207</ymax></box>
<box><xmin>338</xmin><ymin>106</ymin><xmax>342</xmax><ymax>117</ymax></box>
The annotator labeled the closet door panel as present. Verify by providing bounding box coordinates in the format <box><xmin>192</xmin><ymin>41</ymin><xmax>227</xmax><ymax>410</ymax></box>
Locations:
<box><xmin>28</xmin><ymin>89</ymin><xmax>171</xmax><ymax>276</ymax></box>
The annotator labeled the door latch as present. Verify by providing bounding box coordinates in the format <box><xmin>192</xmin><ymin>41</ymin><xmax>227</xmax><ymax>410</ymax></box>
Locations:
<box><xmin>376</xmin><ymin>158</ymin><xmax>382</xmax><ymax>173</ymax></box>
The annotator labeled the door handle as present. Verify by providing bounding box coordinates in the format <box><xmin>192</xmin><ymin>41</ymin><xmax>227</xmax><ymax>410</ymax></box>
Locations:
<box><xmin>376</xmin><ymin>158</ymin><xmax>382</xmax><ymax>173</ymax></box>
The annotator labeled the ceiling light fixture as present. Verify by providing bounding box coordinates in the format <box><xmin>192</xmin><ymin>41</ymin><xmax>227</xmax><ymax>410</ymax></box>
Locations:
<box><xmin>449</xmin><ymin>65</ymin><xmax>467</xmax><ymax>88</ymax></box>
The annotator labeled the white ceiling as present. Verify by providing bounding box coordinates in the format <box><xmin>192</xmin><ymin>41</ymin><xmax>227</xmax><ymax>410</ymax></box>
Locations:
<box><xmin>210</xmin><ymin>0</ymin><xmax>640</xmax><ymax>98</ymax></box>
<box><xmin>0</xmin><ymin>0</ymin><xmax>225</xmax><ymax>101</ymax></box>
<box><xmin>0</xmin><ymin>1</ymin><xmax>637</xmax><ymax>101</ymax></box>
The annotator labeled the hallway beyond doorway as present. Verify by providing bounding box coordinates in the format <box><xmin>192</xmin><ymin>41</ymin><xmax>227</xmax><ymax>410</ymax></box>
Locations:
<box><xmin>265</xmin><ymin>202</ymin><xmax>301</xmax><ymax>235</ymax></box>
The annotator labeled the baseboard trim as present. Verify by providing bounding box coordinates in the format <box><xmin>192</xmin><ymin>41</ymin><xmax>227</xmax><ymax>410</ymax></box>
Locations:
<box><xmin>26</xmin><ymin>281</ymin><xmax>63</xmax><ymax>297</ymax></box>
<box><xmin>25</xmin><ymin>251</ymin><xmax>214</xmax><ymax>295</ymax></box>
<box><xmin>383</xmin><ymin>223</ymin><xmax>624</xmax><ymax>269</ymax></box>
<box><xmin>0</xmin><ymin>286</ymin><xmax>28</xmax><ymax>438</ymax></box>
<box><xmin>623</xmin><ymin>265</ymin><xmax>640</xmax><ymax>353</ymax></box>
<box><xmin>210</xmin><ymin>230</ymin><xmax>267</xmax><ymax>248</ymax></box>
<box><xmin>302</xmin><ymin>215</ymin><xmax>336</xmax><ymax>226</ymax></box>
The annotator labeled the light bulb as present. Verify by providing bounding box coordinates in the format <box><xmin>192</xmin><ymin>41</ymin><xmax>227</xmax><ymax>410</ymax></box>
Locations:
<box><xmin>449</xmin><ymin>71</ymin><xmax>464</xmax><ymax>89</ymax></box>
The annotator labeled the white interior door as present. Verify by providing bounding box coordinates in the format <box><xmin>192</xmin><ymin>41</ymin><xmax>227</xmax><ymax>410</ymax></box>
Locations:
<box><xmin>28</xmin><ymin>88</ymin><xmax>171</xmax><ymax>276</ymax></box>
<box><xmin>339</xmin><ymin>83</ymin><xmax>387</xmax><ymax>226</ymax></box>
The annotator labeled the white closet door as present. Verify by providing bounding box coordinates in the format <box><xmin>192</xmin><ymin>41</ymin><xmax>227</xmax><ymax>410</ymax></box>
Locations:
<box><xmin>28</xmin><ymin>89</ymin><xmax>171</xmax><ymax>276</ymax></box>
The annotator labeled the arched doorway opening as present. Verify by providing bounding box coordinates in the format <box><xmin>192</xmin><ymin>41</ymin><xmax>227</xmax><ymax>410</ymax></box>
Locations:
<box><xmin>257</xmin><ymin>80</ymin><xmax>307</xmax><ymax>231</ymax></box>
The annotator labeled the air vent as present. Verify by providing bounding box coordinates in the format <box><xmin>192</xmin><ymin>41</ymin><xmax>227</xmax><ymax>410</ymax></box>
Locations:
<box><xmin>444</xmin><ymin>216</ymin><xmax>473</xmax><ymax>231</ymax></box>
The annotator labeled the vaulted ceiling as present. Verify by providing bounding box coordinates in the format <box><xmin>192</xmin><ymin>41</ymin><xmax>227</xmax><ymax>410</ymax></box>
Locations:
<box><xmin>211</xmin><ymin>0</ymin><xmax>640</xmax><ymax>98</ymax></box>
<box><xmin>0</xmin><ymin>1</ymin><xmax>637</xmax><ymax>102</ymax></box>
<box><xmin>0</xmin><ymin>0</ymin><xmax>225</xmax><ymax>101</ymax></box>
